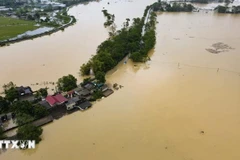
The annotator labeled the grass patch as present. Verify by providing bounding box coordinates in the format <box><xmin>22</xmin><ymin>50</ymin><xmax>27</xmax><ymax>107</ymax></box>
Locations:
<box><xmin>0</xmin><ymin>17</ymin><xmax>39</xmax><ymax>41</ymax></box>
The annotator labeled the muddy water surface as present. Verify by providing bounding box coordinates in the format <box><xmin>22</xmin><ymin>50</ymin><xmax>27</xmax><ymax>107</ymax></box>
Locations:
<box><xmin>1</xmin><ymin>0</ymin><xmax>240</xmax><ymax>160</ymax></box>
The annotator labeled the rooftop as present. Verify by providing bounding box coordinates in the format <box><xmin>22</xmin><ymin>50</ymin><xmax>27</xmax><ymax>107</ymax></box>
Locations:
<box><xmin>66</xmin><ymin>97</ymin><xmax>80</xmax><ymax>106</ymax></box>
<box><xmin>45</xmin><ymin>94</ymin><xmax>68</xmax><ymax>106</ymax></box>
<box><xmin>39</xmin><ymin>100</ymin><xmax>52</xmax><ymax>110</ymax></box>
<box><xmin>79</xmin><ymin>101</ymin><xmax>92</xmax><ymax>110</ymax></box>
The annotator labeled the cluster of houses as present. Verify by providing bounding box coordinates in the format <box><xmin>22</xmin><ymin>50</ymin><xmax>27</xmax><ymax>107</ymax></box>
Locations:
<box><xmin>39</xmin><ymin>82</ymin><xmax>113</xmax><ymax>112</ymax></box>
<box><xmin>0</xmin><ymin>81</ymin><xmax>114</xmax><ymax>129</ymax></box>
<box><xmin>0</xmin><ymin>0</ymin><xmax>67</xmax><ymax>21</ymax></box>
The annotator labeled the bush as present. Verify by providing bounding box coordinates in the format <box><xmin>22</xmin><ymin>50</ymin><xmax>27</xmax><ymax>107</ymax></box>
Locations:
<box><xmin>95</xmin><ymin>71</ymin><xmax>106</xmax><ymax>83</ymax></box>
<box><xmin>80</xmin><ymin>62</ymin><xmax>91</xmax><ymax>75</ymax></box>
<box><xmin>57</xmin><ymin>74</ymin><xmax>77</xmax><ymax>92</ymax></box>
<box><xmin>17</xmin><ymin>124</ymin><xmax>43</xmax><ymax>144</ymax></box>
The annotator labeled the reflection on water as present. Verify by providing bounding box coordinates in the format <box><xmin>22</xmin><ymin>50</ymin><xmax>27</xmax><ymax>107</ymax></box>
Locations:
<box><xmin>1</xmin><ymin>0</ymin><xmax>240</xmax><ymax>160</ymax></box>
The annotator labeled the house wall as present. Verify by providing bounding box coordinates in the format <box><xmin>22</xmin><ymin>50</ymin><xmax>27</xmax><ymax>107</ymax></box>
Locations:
<box><xmin>66</xmin><ymin>103</ymin><xmax>75</xmax><ymax>110</ymax></box>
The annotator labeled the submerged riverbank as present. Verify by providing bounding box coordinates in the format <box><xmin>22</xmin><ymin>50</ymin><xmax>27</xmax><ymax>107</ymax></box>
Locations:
<box><xmin>0</xmin><ymin>15</ymin><xmax>76</xmax><ymax>47</ymax></box>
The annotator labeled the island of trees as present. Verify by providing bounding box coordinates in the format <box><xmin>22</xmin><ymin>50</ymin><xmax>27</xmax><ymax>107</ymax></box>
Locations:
<box><xmin>102</xmin><ymin>9</ymin><xmax>115</xmax><ymax>27</ymax></box>
<box><xmin>152</xmin><ymin>1</ymin><xmax>195</xmax><ymax>12</ymax></box>
<box><xmin>80</xmin><ymin>5</ymin><xmax>157</xmax><ymax>82</ymax></box>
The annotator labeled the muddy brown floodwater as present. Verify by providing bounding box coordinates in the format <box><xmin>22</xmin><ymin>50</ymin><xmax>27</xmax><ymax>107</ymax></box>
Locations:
<box><xmin>1</xmin><ymin>0</ymin><xmax>240</xmax><ymax>160</ymax></box>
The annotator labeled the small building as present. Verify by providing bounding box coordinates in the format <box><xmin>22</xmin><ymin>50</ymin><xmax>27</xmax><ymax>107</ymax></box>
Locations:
<box><xmin>19</xmin><ymin>94</ymin><xmax>35</xmax><ymax>102</ymax></box>
<box><xmin>45</xmin><ymin>94</ymin><xmax>68</xmax><ymax>107</ymax></box>
<box><xmin>75</xmin><ymin>89</ymin><xmax>91</xmax><ymax>97</ymax></box>
<box><xmin>101</xmin><ymin>84</ymin><xmax>109</xmax><ymax>92</ymax></box>
<box><xmin>84</xmin><ymin>82</ymin><xmax>95</xmax><ymax>90</ymax></box>
<box><xmin>78</xmin><ymin>101</ymin><xmax>92</xmax><ymax>111</ymax></box>
<box><xmin>65</xmin><ymin>97</ymin><xmax>80</xmax><ymax>111</ymax></box>
<box><xmin>102</xmin><ymin>89</ymin><xmax>114</xmax><ymax>97</ymax></box>
<box><xmin>16</xmin><ymin>86</ymin><xmax>33</xmax><ymax>96</ymax></box>
<box><xmin>39</xmin><ymin>100</ymin><xmax>52</xmax><ymax>110</ymax></box>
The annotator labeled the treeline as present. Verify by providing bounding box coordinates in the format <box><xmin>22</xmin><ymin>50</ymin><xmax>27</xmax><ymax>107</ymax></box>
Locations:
<box><xmin>80</xmin><ymin>5</ymin><xmax>157</xmax><ymax>82</ymax></box>
<box><xmin>102</xmin><ymin>9</ymin><xmax>115</xmax><ymax>27</ymax></box>
<box><xmin>131</xmin><ymin>8</ymin><xmax>157</xmax><ymax>62</ymax></box>
<box><xmin>215</xmin><ymin>5</ymin><xmax>240</xmax><ymax>13</ymax></box>
<box><xmin>80</xmin><ymin>17</ymin><xmax>144</xmax><ymax>82</ymax></box>
<box><xmin>0</xmin><ymin>0</ymin><xmax>22</xmax><ymax>7</ymax></box>
<box><xmin>57</xmin><ymin>0</ymin><xmax>92</xmax><ymax>7</ymax></box>
<box><xmin>152</xmin><ymin>2</ymin><xmax>194</xmax><ymax>12</ymax></box>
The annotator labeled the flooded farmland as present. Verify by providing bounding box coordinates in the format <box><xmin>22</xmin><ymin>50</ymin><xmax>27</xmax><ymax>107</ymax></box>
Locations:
<box><xmin>1</xmin><ymin>0</ymin><xmax>240</xmax><ymax>160</ymax></box>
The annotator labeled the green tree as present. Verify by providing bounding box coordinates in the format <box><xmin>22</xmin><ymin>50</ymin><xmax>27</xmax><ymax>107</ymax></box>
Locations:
<box><xmin>131</xmin><ymin>52</ymin><xmax>143</xmax><ymax>62</ymax></box>
<box><xmin>11</xmin><ymin>101</ymin><xmax>48</xmax><ymax>125</ymax></box>
<box><xmin>91</xmin><ymin>89</ymin><xmax>103</xmax><ymax>101</ymax></box>
<box><xmin>95</xmin><ymin>71</ymin><xmax>106</xmax><ymax>83</ymax></box>
<box><xmin>80</xmin><ymin>62</ymin><xmax>92</xmax><ymax>76</ymax></box>
<box><xmin>3</xmin><ymin>82</ymin><xmax>18</xmax><ymax>102</ymax></box>
<box><xmin>0</xmin><ymin>96</ymin><xmax>9</xmax><ymax>114</ymax></box>
<box><xmin>92</xmin><ymin>59</ymin><xmax>104</xmax><ymax>74</ymax></box>
<box><xmin>38</xmin><ymin>88</ymin><xmax>48</xmax><ymax>98</ymax></box>
<box><xmin>95</xmin><ymin>52</ymin><xmax>116</xmax><ymax>72</ymax></box>
<box><xmin>5</xmin><ymin>87</ymin><xmax>18</xmax><ymax>102</ymax></box>
<box><xmin>57</xmin><ymin>74</ymin><xmax>77</xmax><ymax>92</ymax></box>
<box><xmin>0</xmin><ymin>127</ymin><xmax>5</xmax><ymax>140</ymax></box>
<box><xmin>11</xmin><ymin>101</ymin><xmax>33</xmax><ymax>115</ymax></box>
<box><xmin>33</xmin><ymin>104</ymin><xmax>48</xmax><ymax>119</ymax></box>
<box><xmin>15</xmin><ymin>113</ymin><xmax>34</xmax><ymax>125</ymax></box>
<box><xmin>216</xmin><ymin>6</ymin><xmax>227</xmax><ymax>13</ymax></box>
<box><xmin>17</xmin><ymin>124</ymin><xmax>43</xmax><ymax>144</ymax></box>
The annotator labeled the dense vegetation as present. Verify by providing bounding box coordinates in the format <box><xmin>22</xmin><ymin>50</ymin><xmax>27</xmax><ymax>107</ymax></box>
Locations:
<box><xmin>35</xmin><ymin>88</ymin><xmax>48</xmax><ymax>98</ymax></box>
<box><xmin>57</xmin><ymin>74</ymin><xmax>77</xmax><ymax>92</ymax></box>
<box><xmin>17</xmin><ymin>124</ymin><xmax>43</xmax><ymax>144</ymax></box>
<box><xmin>3</xmin><ymin>81</ymin><xmax>18</xmax><ymax>102</ymax></box>
<box><xmin>80</xmin><ymin>17</ymin><xmax>143</xmax><ymax>80</ymax></box>
<box><xmin>131</xmin><ymin>11</ymin><xmax>157</xmax><ymax>62</ymax></box>
<box><xmin>1</xmin><ymin>82</ymin><xmax>48</xmax><ymax>123</ymax></box>
<box><xmin>0</xmin><ymin>82</ymin><xmax>47</xmax><ymax>142</ymax></box>
<box><xmin>57</xmin><ymin>0</ymin><xmax>92</xmax><ymax>7</ymax></box>
<box><xmin>216</xmin><ymin>5</ymin><xmax>227</xmax><ymax>13</ymax></box>
<box><xmin>0</xmin><ymin>96</ymin><xmax>9</xmax><ymax>114</ymax></box>
<box><xmin>215</xmin><ymin>5</ymin><xmax>240</xmax><ymax>13</ymax></box>
<box><xmin>0</xmin><ymin>127</ymin><xmax>5</xmax><ymax>140</ymax></box>
<box><xmin>80</xmin><ymin>5</ymin><xmax>157</xmax><ymax>81</ymax></box>
<box><xmin>152</xmin><ymin>2</ymin><xmax>194</xmax><ymax>12</ymax></box>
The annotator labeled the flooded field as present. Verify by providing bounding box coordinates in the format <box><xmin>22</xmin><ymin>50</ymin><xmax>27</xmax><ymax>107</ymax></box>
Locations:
<box><xmin>1</xmin><ymin>0</ymin><xmax>240</xmax><ymax>160</ymax></box>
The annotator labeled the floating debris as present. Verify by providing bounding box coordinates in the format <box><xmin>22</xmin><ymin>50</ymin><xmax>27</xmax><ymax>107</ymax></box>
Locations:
<box><xmin>206</xmin><ymin>42</ymin><xmax>234</xmax><ymax>54</ymax></box>
<box><xmin>113</xmin><ymin>83</ymin><xmax>119</xmax><ymax>90</ymax></box>
<box><xmin>206</xmin><ymin>48</ymin><xmax>221</xmax><ymax>54</ymax></box>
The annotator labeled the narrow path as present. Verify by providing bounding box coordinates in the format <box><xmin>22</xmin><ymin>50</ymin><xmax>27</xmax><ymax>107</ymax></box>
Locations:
<box><xmin>141</xmin><ymin>8</ymin><xmax>152</xmax><ymax>36</ymax></box>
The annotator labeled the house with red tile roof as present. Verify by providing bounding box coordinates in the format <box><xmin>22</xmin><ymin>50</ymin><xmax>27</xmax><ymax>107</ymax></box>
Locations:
<box><xmin>45</xmin><ymin>94</ymin><xmax>68</xmax><ymax>107</ymax></box>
